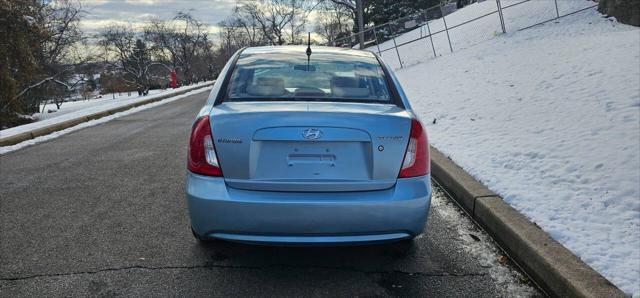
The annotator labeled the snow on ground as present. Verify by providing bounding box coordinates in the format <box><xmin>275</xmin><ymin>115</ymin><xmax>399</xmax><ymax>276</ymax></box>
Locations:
<box><xmin>0</xmin><ymin>88</ymin><xmax>210</xmax><ymax>155</ymax></box>
<box><xmin>430</xmin><ymin>186</ymin><xmax>539</xmax><ymax>296</ymax></box>
<box><xmin>0</xmin><ymin>81</ymin><xmax>213</xmax><ymax>139</ymax></box>
<box><xmin>35</xmin><ymin>90</ymin><xmax>167</xmax><ymax>121</ymax></box>
<box><xmin>379</xmin><ymin>1</ymin><xmax>639</xmax><ymax>294</ymax></box>
<box><xmin>374</xmin><ymin>0</ymin><xmax>597</xmax><ymax>69</ymax></box>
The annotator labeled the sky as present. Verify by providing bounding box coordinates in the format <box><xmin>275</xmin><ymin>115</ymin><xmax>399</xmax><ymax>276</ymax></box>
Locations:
<box><xmin>80</xmin><ymin>0</ymin><xmax>238</xmax><ymax>35</ymax></box>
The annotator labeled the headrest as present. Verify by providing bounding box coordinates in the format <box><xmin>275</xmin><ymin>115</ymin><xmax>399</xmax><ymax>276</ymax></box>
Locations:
<box><xmin>331</xmin><ymin>76</ymin><xmax>358</xmax><ymax>88</ymax></box>
<box><xmin>331</xmin><ymin>76</ymin><xmax>370</xmax><ymax>98</ymax></box>
<box><xmin>246</xmin><ymin>77</ymin><xmax>286</xmax><ymax>96</ymax></box>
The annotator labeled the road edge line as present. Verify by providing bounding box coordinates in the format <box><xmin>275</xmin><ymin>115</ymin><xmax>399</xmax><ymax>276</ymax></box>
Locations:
<box><xmin>430</xmin><ymin>146</ymin><xmax>626</xmax><ymax>297</ymax></box>
<box><xmin>0</xmin><ymin>83</ymin><xmax>213</xmax><ymax>147</ymax></box>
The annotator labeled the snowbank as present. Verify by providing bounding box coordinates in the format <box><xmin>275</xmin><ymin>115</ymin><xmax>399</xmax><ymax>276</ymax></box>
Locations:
<box><xmin>0</xmin><ymin>88</ymin><xmax>210</xmax><ymax>155</ymax></box>
<box><xmin>390</xmin><ymin>2</ymin><xmax>639</xmax><ymax>294</ymax></box>
<box><xmin>1</xmin><ymin>81</ymin><xmax>213</xmax><ymax>139</ymax></box>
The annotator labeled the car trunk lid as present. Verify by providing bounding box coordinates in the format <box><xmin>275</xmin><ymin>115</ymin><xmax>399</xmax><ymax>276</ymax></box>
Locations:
<box><xmin>210</xmin><ymin>101</ymin><xmax>411</xmax><ymax>192</ymax></box>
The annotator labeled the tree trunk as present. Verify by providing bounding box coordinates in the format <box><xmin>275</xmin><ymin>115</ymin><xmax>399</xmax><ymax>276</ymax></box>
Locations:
<box><xmin>598</xmin><ymin>0</ymin><xmax>640</xmax><ymax>26</ymax></box>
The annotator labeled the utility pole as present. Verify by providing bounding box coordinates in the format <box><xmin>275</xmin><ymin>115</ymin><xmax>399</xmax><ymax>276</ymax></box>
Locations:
<box><xmin>356</xmin><ymin>0</ymin><xmax>364</xmax><ymax>49</ymax></box>
<box><xmin>225</xmin><ymin>27</ymin><xmax>232</xmax><ymax>59</ymax></box>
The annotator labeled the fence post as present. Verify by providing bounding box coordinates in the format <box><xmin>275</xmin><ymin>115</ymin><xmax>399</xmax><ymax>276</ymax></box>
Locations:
<box><xmin>387</xmin><ymin>23</ymin><xmax>403</xmax><ymax>68</ymax></box>
<box><xmin>554</xmin><ymin>0</ymin><xmax>560</xmax><ymax>18</ymax></box>
<box><xmin>371</xmin><ymin>27</ymin><xmax>382</xmax><ymax>55</ymax></box>
<box><xmin>419</xmin><ymin>16</ymin><xmax>424</xmax><ymax>38</ymax></box>
<box><xmin>425</xmin><ymin>13</ymin><xmax>437</xmax><ymax>58</ymax></box>
<box><xmin>496</xmin><ymin>0</ymin><xmax>507</xmax><ymax>33</ymax></box>
<box><xmin>441</xmin><ymin>11</ymin><xmax>454</xmax><ymax>53</ymax></box>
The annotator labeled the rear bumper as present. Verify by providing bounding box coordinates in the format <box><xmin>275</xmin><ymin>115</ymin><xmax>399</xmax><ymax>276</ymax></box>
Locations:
<box><xmin>186</xmin><ymin>173</ymin><xmax>432</xmax><ymax>244</ymax></box>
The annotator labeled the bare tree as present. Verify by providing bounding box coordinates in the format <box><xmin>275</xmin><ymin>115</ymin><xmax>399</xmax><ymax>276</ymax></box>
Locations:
<box><xmin>217</xmin><ymin>13</ymin><xmax>266</xmax><ymax>59</ymax></box>
<box><xmin>218</xmin><ymin>20</ymin><xmax>241</xmax><ymax>59</ymax></box>
<box><xmin>315</xmin><ymin>0</ymin><xmax>353</xmax><ymax>43</ymax></box>
<box><xmin>230</xmin><ymin>6</ymin><xmax>267</xmax><ymax>46</ymax></box>
<box><xmin>327</xmin><ymin>0</ymin><xmax>357</xmax><ymax>19</ymax></box>
<box><xmin>173</xmin><ymin>12</ymin><xmax>209</xmax><ymax>83</ymax></box>
<box><xmin>288</xmin><ymin>0</ymin><xmax>315</xmax><ymax>44</ymax></box>
<box><xmin>39</xmin><ymin>0</ymin><xmax>84</xmax><ymax>68</ymax></box>
<box><xmin>237</xmin><ymin>0</ymin><xmax>300</xmax><ymax>46</ymax></box>
<box><xmin>100</xmin><ymin>25</ymin><xmax>166</xmax><ymax>95</ymax></box>
<box><xmin>144</xmin><ymin>12</ymin><xmax>211</xmax><ymax>84</ymax></box>
<box><xmin>324</xmin><ymin>0</ymin><xmax>371</xmax><ymax>40</ymax></box>
<box><xmin>145</xmin><ymin>20</ymin><xmax>181</xmax><ymax>73</ymax></box>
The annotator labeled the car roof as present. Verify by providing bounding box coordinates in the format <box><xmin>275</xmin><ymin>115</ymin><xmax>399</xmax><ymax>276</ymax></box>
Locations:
<box><xmin>241</xmin><ymin>45</ymin><xmax>377</xmax><ymax>59</ymax></box>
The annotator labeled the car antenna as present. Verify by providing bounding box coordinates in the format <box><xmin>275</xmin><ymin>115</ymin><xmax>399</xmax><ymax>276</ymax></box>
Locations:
<box><xmin>306</xmin><ymin>32</ymin><xmax>312</xmax><ymax>71</ymax></box>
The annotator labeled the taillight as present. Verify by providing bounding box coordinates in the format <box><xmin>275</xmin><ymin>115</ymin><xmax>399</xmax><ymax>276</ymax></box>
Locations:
<box><xmin>188</xmin><ymin>115</ymin><xmax>223</xmax><ymax>176</ymax></box>
<box><xmin>399</xmin><ymin>118</ymin><xmax>430</xmax><ymax>178</ymax></box>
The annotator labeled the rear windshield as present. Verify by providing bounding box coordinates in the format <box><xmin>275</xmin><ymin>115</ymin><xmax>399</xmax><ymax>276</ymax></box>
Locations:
<box><xmin>225</xmin><ymin>49</ymin><xmax>392</xmax><ymax>103</ymax></box>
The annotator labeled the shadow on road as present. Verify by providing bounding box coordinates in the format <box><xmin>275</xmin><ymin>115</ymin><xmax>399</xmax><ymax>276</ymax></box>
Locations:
<box><xmin>187</xmin><ymin>239</ymin><xmax>432</xmax><ymax>296</ymax></box>
<box><xmin>194</xmin><ymin>238</ymin><xmax>416</xmax><ymax>267</ymax></box>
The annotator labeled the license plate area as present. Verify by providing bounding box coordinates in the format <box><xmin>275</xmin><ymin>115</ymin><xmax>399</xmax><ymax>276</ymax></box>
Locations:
<box><xmin>287</xmin><ymin>153</ymin><xmax>336</xmax><ymax>166</ymax></box>
<box><xmin>250</xmin><ymin>141</ymin><xmax>371</xmax><ymax>181</ymax></box>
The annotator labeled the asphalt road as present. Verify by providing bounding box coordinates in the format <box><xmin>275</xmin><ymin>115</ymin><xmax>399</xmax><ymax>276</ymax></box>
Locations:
<box><xmin>0</xmin><ymin>90</ymin><xmax>541</xmax><ymax>297</ymax></box>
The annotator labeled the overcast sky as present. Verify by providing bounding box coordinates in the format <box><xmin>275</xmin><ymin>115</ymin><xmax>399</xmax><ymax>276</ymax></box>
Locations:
<box><xmin>80</xmin><ymin>0</ymin><xmax>238</xmax><ymax>34</ymax></box>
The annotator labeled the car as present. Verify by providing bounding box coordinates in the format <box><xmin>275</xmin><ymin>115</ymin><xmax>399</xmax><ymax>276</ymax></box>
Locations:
<box><xmin>186</xmin><ymin>45</ymin><xmax>431</xmax><ymax>245</ymax></box>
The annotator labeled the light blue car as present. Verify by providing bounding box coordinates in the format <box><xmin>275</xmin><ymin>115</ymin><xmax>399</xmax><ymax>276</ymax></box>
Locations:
<box><xmin>187</xmin><ymin>46</ymin><xmax>431</xmax><ymax>245</ymax></box>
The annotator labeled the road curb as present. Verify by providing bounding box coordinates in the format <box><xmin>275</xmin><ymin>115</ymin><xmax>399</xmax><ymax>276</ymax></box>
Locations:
<box><xmin>430</xmin><ymin>146</ymin><xmax>626</xmax><ymax>297</ymax></box>
<box><xmin>0</xmin><ymin>83</ymin><xmax>213</xmax><ymax>147</ymax></box>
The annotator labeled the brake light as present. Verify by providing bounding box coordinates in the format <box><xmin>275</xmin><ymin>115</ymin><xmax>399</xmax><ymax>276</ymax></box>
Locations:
<box><xmin>399</xmin><ymin>118</ymin><xmax>430</xmax><ymax>177</ymax></box>
<box><xmin>188</xmin><ymin>116</ymin><xmax>223</xmax><ymax>176</ymax></box>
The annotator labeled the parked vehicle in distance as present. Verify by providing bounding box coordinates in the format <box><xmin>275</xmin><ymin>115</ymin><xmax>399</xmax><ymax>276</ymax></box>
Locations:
<box><xmin>186</xmin><ymin>46</ymin><xmax>431</xmax><ymax>245</ymax></box>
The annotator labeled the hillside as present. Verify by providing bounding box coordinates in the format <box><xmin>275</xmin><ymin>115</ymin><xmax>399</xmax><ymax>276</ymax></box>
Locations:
<box><xmin>376</xmin><ymin>0</ymin><xmax>640</xmax><ymax>295</ymax></box>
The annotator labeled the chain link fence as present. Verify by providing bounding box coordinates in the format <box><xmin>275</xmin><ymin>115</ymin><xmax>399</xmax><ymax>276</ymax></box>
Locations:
<box><xmin>330</xmin><ymin>0</ymin><xmax>599</xmax><ymax>69</ymax></box>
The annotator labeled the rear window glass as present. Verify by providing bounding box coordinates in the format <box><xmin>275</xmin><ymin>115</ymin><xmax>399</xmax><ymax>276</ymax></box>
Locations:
<box><xmin>225</xmin><ymin>49</ymin><xmax>392</xmax><ymax>103</ymax></box>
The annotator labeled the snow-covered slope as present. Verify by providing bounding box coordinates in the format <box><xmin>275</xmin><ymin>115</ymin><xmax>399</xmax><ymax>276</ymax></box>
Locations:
<box><xmin>375</xmin><ymin>0</ymin><xmax>597</xmax><ymax>69</ymax></box>
<box><xmin>378</xmin><ymin>1</ymin><xmax>640</xmax><ymax>295</ymax></box>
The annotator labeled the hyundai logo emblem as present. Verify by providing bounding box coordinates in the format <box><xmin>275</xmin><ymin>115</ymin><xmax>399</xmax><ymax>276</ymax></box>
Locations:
<box><xmin>302</xmin><ymin>128</ymin><xmax>323</xmax><ymax>140</ymax></box>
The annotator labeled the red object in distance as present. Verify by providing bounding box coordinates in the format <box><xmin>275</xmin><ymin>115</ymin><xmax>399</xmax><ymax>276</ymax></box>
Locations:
<box><xmin>170</xmin><ymin>70</ymin><xmax>177</xmax><ymax>88</ymax></box>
